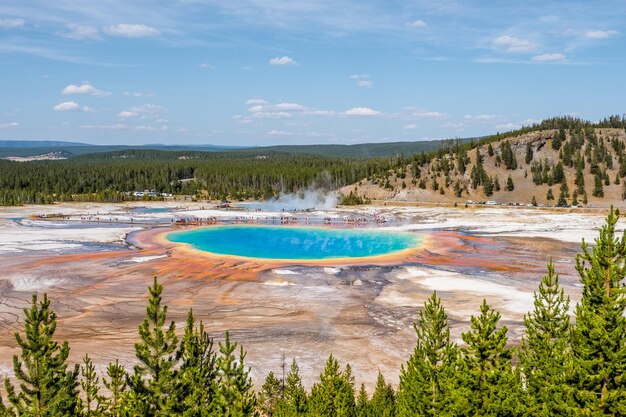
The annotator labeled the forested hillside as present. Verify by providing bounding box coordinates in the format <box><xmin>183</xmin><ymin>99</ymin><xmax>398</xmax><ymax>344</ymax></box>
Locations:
<box><xmin>1</xmin><ymin>209</ymin><xmax>625</xmax><ymax>416</ymax></box>
<box><xmin>0</xmin><ymin>150</ymin><xmax>399</xmax><ymax>205</ymax></box>
<box><xmin>347</xmin><ymin>115</ymin><xmax>626</xmax><ymax>206</ymax></box>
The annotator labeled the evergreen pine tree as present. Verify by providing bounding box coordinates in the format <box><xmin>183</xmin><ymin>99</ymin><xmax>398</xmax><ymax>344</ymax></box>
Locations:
<box><xmin>459</xmin><ymin>300</ymin><xmax>520</xmax><ymax>416</ymax></box>
<box><xmin>453</xmin><ymin>180</ymin><xmax>463</xmax><ymax>198</ymax></box>
<box><xmin>525</xmin><ymin>142</ymin><xmax>534</xmax><ymax>164</ymax></box>
<box><xmin>174</xmin><ymin>309</ymin><xmax>217</xmax><ymax>416</ymax></box>
<box><xmin>518</xmin><ymin>260</ymin><xmax>572</xmax><ymax>416</ymax></box>
<box><xmin>557</xmin><ymin>187</ymin><xmax>568</xmax><ymax>207</ymax></box>
<box><xmin>212</xmin><ymin>332</ymin><xmax>257</xmax><ymax>416</ymax></box>
<box><xmin>553</xmin><ymin>128</ymin><xmax>565</xmax><ymax>150</ymax></box>
<box><xmin>4</xmin><ymin>294</ymin><xmax>80</xmax><ymax>417</ymax></box>
<box><xmin>0</xmin><ymin>393</ymin><xmax>10</xmax><ymax>417</ymax></box>
<box><xmin>126</xmin><ymin>276</ymin><xmax>179</xmax><ymax>416</ymax></box>
<box><xmin>370</xmin><ymin>372</ymin><xmax>395</xmax><ymax>417</ymax></box>
<box><xmin>102</xmin><ymin>360</ymin><xmax>126</xmax><ymax>417</ymax></box>
<box><xmin>308</xmin><ymin>355</ymin><xmax>356</xmax><ymax>417</ymax></box>
<box><xmin>277</xmin><ymin>359</ymin><xmax>307</xmax><ymax>416</ymax></box>
<box><xmin>397</xmin><ymin>292</ymin><xmax>461</xmax><ymax>417</ymax></box>
<box><xmin>506</xmin><ymin>175</ymin><xmax>514</xmax><ymax>191</ymax></box>
<box><xmin>552</xmin><ymin>162</ymin><xmax>565</xmax><ymax>184</ymax></box>
<box><xmin>593</xmin><ymin>173</ymin><xmax>604</xmax><ymax>197</ymax></box>
<box><xmin>531</xmin><ymin>195</ymin><xmax>538</xmax><ymax>206</ymax></box>
<box><xmin>546</xmin><ymin>188</ymin><xmax>554</xmax><ymax>201</ymax></box>
<box><xmin>356</xmin><ymin>384</ymin><xmax>371</xmax><ymax>417</ymax></box>
<box><xmin>483</xmin><ymin>176</ymin><xmax>494</xmax><ymax>196</ymax></box>
<box><xmin>570</xmin><ymin>208</ymin><xmax>626</xmax><ymax>414</ymax></box>
<box><xmin>574</xmin><ymin>165</ymin><xmax>585</xmax><ymax>194</ymax></box>
<box><xmin>259</xmin><ymin>372</ymin><xmax>281</xmax><ymax>417</ymax></box>
<box><xmin>79</xmin><ymin>354</ymin><xmax>105</xmax><ymax>416</ymax></box>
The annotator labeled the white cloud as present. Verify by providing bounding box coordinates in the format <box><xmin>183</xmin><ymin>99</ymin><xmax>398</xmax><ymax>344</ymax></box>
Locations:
<box><xmin>233</xmin><ymin>115</ymin><xmax>253</xmax><ymax>124</ymax></box>
<box><xmin>79</xmin><ymin>123</ymin><xmax>167</xmax><ymax>131</ymax></box>
<box><xmin>123</xmin><ymin>91</ymin><xmax>155</xmax><ymax>97</ymax></box>
<box><xmin>65</xmin><ymin>24</ymin><xmax>100</xmax><ymax>40</ymax></box>
<box><xmin>246</xmin><ymin>98</ymin><xmax>268</xmax><ymax>105</ymax></box>
<box><xmin>345</xmin><ymin>107</ymin><xmax>380</xmax><ymax>116</ymax></box>
<box><xmin>585</xmin><ymin>30</ymin><xmax>618</xmax><ymax>39</ymax></box>
<box><xmin>129</xmin><ymin>103</ymin><xmax>165</xmax><ymax>114</ymax></box>
<box><xmin>493</xmin><ymin>35</ymin><xmax>537</xmax><ymax>53</ymax></box>
<box><xmin>464</xmin><ymin>114</ymin><xmax>500</xmax><ymax>121</ymax></box>
<box><xmin>412</xmin><ymin>110</ymin><xmax>446</xmax><ymax>118</ymax></box>
<box><xmin>269</xmin><ymin>56</ymin><xmax>297</xmax><ymax>65</ymax></box>
<box><xmin>532</xmin><ymin>53</ymin><xmax>566</xmax><ymax>62</ymax></box>
<box><xmin>117</xmin><ymin>103</ymin><xmax>166</xmax><ymax>121</ymax></box>
<box><xmin>118</xmin><ymin>111</ymin><xmax>139</xmax><ymax>118</ymax></box>
<box><xmin>82</xmin><ymin>106</ymin><xmax>94</xmax><ymax>112</ymax></box>
<box><xmin>80</xmin><ymin>123</ymin><xmax>127</xmax><ymax>130</ymax></box>
<box><xmin>303</xmin><ymin>110</ymin><xmax>336</xmax><ymax>116</ymax></box>
<box><xmin>0</xmin><ymin>18</ymin><xmax>25</xmax><ymax>28</ymax></box>
<box><xmin>248</xmin><ymin>102</ymin><xmax>305</xmax><ymax>118</ymax></box>
<box><xmin>267</xmin><ymin>130</ymin><xmax>293</xmax><ymax>136</ymax></box>
<box><xmin>103</xmin><ymin>24</ymin><xmax>159</xmax><ymax>38</ymax></box>
<box><xmin>253</xmin><ymin>112</ymin><xmax>292</xmax><ymax>119</ymax></box>
<box><xmin>199</xmin><ymin>63</ymin><xmax>214</xmax><ymax>69</ymax></box>
<box><xmin>441</xmin><ymin>121</ymin><xmax>465</xmax><ymax>130</ymax></box>
<box><xmin>406</xmin><ymin>20</ymin><xmax>427</xmax><ymax>28</ymax></box>
<box><xmin>53</xmin><ymin>101</ymin><xmax>80</xmax><ymax>111</ymax></box>
<box><xmin>403</xmin><ymin>124</ymin><xmax>418</xmax><ymax>130</ymax></box>
<box><xmin>270</xmin><ymin>102</ymin><xmax>305</xmax><ymax>111</ymax></box>
<box><xmin>495</xmin><ymin>123</ymin><xmax>521</xmax><ymax>131</ymax></box>
<box><xmin>62</xmin><ymin>83</ymin><xmax>111</xmax><ymax>97</ymax></box>
<box><xmin>135</xmin><ymin>124</ymin><xmax>168</xmax><ymax>132</ymax></box>
<box><xmin>350</xmin><ymin>74</ymin><xmax>373</xmax><ymax>88</ymax></box>
<box><xmin>0</xmin><ymin>122</ymin><xmax>19</xmax><ymax>128</ymax></box>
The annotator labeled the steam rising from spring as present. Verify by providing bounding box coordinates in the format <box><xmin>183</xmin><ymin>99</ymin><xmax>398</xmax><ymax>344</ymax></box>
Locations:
<box><xmin>265</xmin><ymin>188</ymin><xmax>339</xmax><ymax>211</ymax></box>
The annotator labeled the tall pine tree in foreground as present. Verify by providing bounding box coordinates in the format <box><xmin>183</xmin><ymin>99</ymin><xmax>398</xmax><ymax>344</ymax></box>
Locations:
<box><xmin>102</xmin><ymin>360</ymin><xmax>127</xmax><ymax>417</ymax></box>
<box><xmin>276</xmin><ymin>359</ymin><xmax>307</xmax><ymax>416</ymax></box>
<box><xmin>258</xmin><ymin>371</ymin><xmax>281</xmax><ymax>416</ymax></box>
<box><xmin>174</xmin><ymin>309</ymin><xmax>217</xmax><ymax>416</ymax></box>
<box><xmin>570</xmin><ymin>207</ymin><xmax>626</xmax><ymax>414</ymax></box>
<box><xmin>460</xmin><ymin>300</ymin><xmax>521</xmax><ymax>416</ymax></box>
<box><xmin>4</xmin><ymin>294</ymin><xmax>80</xmax><ymax>417</ymax></box>
<box><xmin>518</xmin><ymin>260</ymin><xmax>572</xmax><ymax>416</ymax></box>
<box><xmin>126</xmin><ymin>276</ymin><xmax>179</xmax><ymax>416</ymax></box>
<box><xmin>397</xmin><ymin>291</ymin><xmax>461</xmax><ymax>417</ymax></box>
<box><xmin>369</xmin><ymin>372</ymin><xmax>395</xmax><ymax>417</ymax></box>
<box><xmin>212</xmin><ymin>331</ymin><xmax>257</xmax><ymax>416</ymax></box>
<box><xmin>79</xmin><ymin>354</ymin><xmax>105</xmax><ymax>416</ymax></box>
<box><xmin>355</xmin><ymin>384</ymin><xmax>372</xmax><ymax>417</ymax></box>
<box><xmin>308</xmin><ymin>354</ymin><xmax>356</xmax><ymax>417</ymax></box>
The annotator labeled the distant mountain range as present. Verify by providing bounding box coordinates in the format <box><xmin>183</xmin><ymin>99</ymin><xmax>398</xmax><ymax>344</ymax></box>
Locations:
<box><xmin>0</xmin><ymin>138</ymin><xmax>465</xmax><ymax>159</ymax></box>
<box><xmin>0</xmin><ymin>140</ymin><xmax>91</xmax><ymax>148</ymax></box>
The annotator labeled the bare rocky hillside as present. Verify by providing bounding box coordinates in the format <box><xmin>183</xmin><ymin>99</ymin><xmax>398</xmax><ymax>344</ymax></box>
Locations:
<box><xmin>342</xmin><ymin>126</ymin><xmax>626</xmax><ymax>207</ymax></box>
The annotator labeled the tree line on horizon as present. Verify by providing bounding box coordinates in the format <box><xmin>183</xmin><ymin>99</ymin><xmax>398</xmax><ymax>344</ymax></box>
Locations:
<box><xmin>1</xmin><ymin>208</ymin><xmax>626</xmax><ymax>416</ymax></box>
<box><xmin>0</xmin><ymin>151</ymin><xmax>398</xmax><ymax>206</ymax></box>
<box><xmin>1</xmin><ymin>115</ymin><xmax>626</xmax><ymax>207</ymax></box>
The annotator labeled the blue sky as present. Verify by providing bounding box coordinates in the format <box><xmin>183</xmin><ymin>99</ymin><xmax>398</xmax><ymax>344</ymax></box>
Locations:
<box><xmin>0</xmin><ymin>1</ymin><xmax>624</xmax><ymax>146</ymax></box>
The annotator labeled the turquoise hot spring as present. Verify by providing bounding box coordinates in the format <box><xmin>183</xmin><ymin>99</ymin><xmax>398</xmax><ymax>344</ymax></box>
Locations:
<box><xmin>166</xmin><ymin>225</ymin><xmax>422</xmax><ymax>260</ymax></box>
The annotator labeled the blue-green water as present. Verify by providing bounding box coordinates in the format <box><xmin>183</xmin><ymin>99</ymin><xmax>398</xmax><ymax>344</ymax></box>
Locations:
<box><xmin>167</xmin><ymin>225</ymin><xmax>421</xmax><ymax>260</ymax></box>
